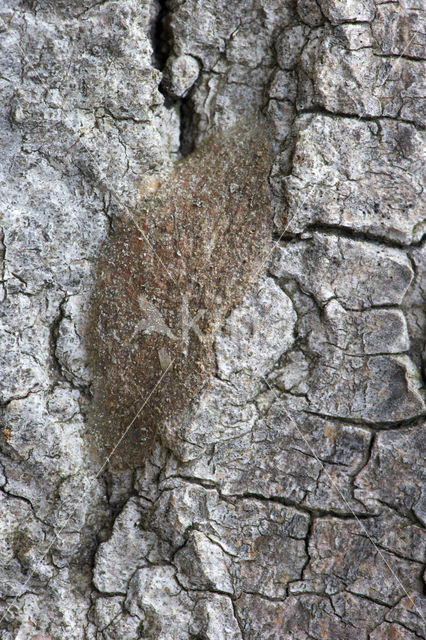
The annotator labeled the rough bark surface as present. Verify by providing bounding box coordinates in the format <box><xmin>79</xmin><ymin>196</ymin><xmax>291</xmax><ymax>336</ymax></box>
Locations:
<box><xmin>0</xmin><ymin>0</ymin><xmax>425</xmax><ymax>639</ymax></box>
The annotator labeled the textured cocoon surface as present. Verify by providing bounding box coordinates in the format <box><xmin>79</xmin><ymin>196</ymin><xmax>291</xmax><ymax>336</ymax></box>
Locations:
<box><xmin>88</xmin><ymin>122</ymin><xmax>273</xmax><ymax>467</ymax></box>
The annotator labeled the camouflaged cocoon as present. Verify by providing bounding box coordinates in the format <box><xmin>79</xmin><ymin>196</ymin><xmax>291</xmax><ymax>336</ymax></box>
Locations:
<box><xmin>88</xmin><ymin>123</ymin><xmax>273</xmax><ymax>466</ymax></box>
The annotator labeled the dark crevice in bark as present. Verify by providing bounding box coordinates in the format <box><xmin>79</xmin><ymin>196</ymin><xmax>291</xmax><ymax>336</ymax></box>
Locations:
<box><xmin>358</xmin><ymin>534</ymin><xmax>425</xmax><ymax>566</ymax></box>
<box><xmin>297</xmin><ymin>105</ymin><xmax>424</xmax><ymax>129</ymax></box>
<box><xmin>372</xmin><ymin>52</ymin><xmax>426</xmax><ymax>64</ymax></box>
<box><xmin>383</xmin><ymin>618</ymin><xmax>426</xmax><ymax>640</ymax></box>
<box><xmin>48</xmin><ymin>297</ymin><xmax>92</xmax><ymax>398</ymax></box>
<box><xmin>273</xmin><ymin>225</ymin><xmax>425</xmax><ymax>251</ymax></box>
<box><xmin>231</xmin><ymin>598</ymin><xmax>245</xmax><ymax>637</ymax></box>
<box><xmin>171</xmin><ymin>476</ymin><xmax>375</xmax><ymax>520</ymax></box>
<box><xmin>49</xmin><ymin>296</ymin><xmax>68</xmax><ymax>383</ymax></box>
<box><xmin>345</xmin><ymin>589</ymin><xmax>393</xmax><ymax>610</ymax></box>
<box><xmin>151</xmin><ymin>0</ymin><xmax>200</xmax><ymax>157</ymax></box>
<box><xmin>0</xmin><ymin>228</ymin><xmax>6</xmax><ymax>303</ymax></box>
<box><xmin>302</xmin><ymin>409</ymin><xmax>426</xmax><ymax>430</ymax></box>
<box><xmin>178</xmin><ymin>87</ymin><xmax>199</xmax><ymax>157</ymax></box>
<box><xmin>353</xmin><ymin>431</ymin><xmax>376</xmax><ymax>484</ymax></box>
<box><xmin>375</xmin><ymin>498</ymin><xmax>426</xmax><ymax>530</ymax></box>
<box><xmin>301</xmin><ymin>514</ymin><xmax>313</xmax><ymax>579</ymax></box>
<box><xmin>238</xmin><ymin>589</ymin><xmax>287</xmax><ymax>603</ymax></box>
<box><xmin>150</xmin><ymin>0</ymin><xmax>171</xmax><ymax>72</ymax></box>
<box><xmin>0</xmin><ymin>388</ymin><xmax>38</xmax><ymax>409</ymax></box>
<box><xmin>0</xmin><ymin>485</ymin><xmax>41</xmax><ymax>522</ymax></box>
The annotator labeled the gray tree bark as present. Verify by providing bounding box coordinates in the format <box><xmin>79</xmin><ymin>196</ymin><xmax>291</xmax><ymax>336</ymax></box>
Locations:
<box><xmin>0</xmin><ymin>0</ymin><xmax>425</xmax><ymax>638</ymax></box>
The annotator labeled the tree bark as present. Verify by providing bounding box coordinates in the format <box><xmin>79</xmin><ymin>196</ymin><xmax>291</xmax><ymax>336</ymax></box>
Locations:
<box><xmin>0</xmin><ymin>0</ymin><xmax>425</xmax><ymax>638</ymax></box>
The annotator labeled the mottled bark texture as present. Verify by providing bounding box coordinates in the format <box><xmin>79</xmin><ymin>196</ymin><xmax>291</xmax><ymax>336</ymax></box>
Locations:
<box><xmin>0</xmin><ymin>1</ymin><xmax>425</xmax><ymax>639</ymax></box>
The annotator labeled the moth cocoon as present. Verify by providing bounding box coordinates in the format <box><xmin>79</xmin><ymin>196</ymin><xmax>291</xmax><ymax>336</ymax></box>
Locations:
<box><xmin>87</xmin><ymin>121</ymin><xmax>273</xmax><ymax>468</ymax></box>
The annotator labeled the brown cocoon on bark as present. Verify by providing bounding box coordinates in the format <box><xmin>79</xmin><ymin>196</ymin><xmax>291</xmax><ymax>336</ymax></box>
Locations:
<box><xmin>87</xmin><ymin>121</ymin><xmax>274</xmax><ymax>468</ymax></box>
